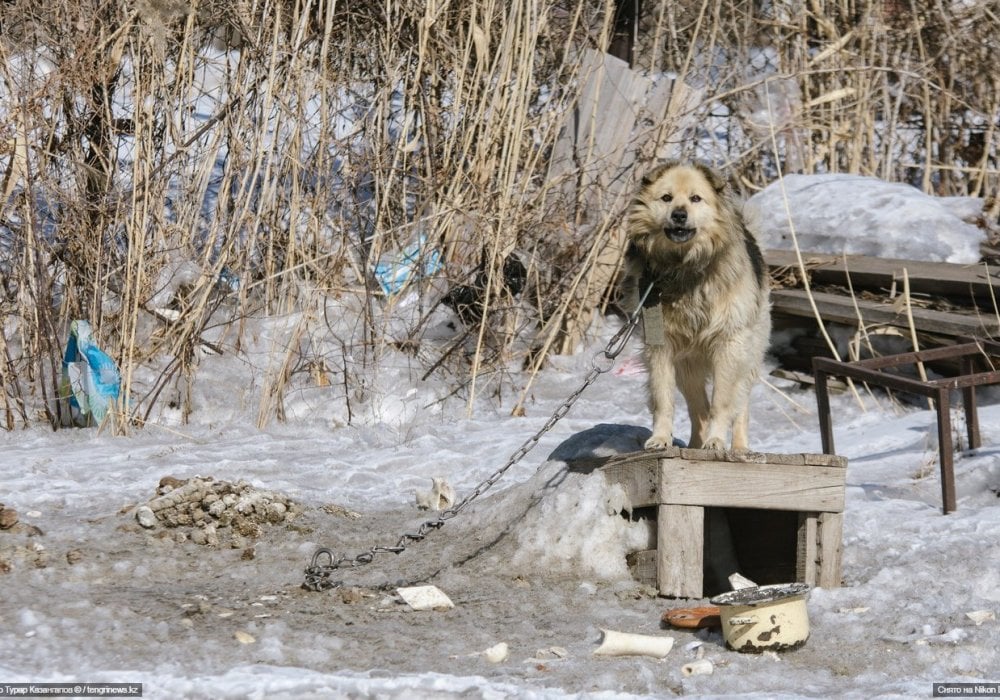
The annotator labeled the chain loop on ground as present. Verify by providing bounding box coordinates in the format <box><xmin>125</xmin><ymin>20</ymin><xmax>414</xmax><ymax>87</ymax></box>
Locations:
<box><xmin>302</xmin><ymin>282</ymin><xmax>655</xmax><ymax>592</ymax></box>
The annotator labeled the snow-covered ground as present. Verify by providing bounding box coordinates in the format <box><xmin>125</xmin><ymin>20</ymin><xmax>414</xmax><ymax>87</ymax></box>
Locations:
<box><xmin>3</xmin><ymin>287</ymin><xmax>1000</xmax><ymax>698</ymax></box>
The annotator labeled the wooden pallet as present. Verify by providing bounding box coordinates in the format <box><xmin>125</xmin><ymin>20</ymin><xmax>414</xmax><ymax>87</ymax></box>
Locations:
<box><xmin>600</xmin><ymin>447</ymin><xmax>847</xmax><ymax>599</ymax></box>
<box><xmin>764</xmin><ymin>249</ymin><xmax>1000</xmax><ymax>348</ymax></box>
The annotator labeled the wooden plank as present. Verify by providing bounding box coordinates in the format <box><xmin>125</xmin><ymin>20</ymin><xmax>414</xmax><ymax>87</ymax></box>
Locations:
<box><xmin>796</xmin><ymin>513</ymin><xmax>818</xmax><ymax>585</ymax></box>
<box><xmin>599</xmin><ymin>446</ymin><xmax>681</xmax><ymax>469</ymax></box>
<box><xmin>600</xmin><ymin>459</ymin><xmax>658</xmax><ymax>508</ymax></box>
<box><xmin>765</xmin><ymin>249</ymin><xmax>1000</xmax><ymax>302</ymax></box>
<box><xmin>817</xmin><ymin>512</ymin><xmax>844</xmax><ymax>588</ymax></box>
<box><xmin>771</xmin><ymin>288</ymin><xmax>1000</xmax><ymax>338</ymax></box>
<box><xmin>658</xmin><ymin>504</ymin><xmax>704</xmax><ymax>598</ymax></box>
<box><xmin>802</xmin><ymin>453</ymin><xmax>848</xmax><ymax>468</ymax></box>
<box><xmin>659</xmin><ymin>459</ymin><xmax>846</xmax><ymax>512</ymax></box>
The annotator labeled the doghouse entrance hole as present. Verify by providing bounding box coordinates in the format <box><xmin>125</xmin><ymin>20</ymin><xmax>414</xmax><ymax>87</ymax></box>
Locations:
<box><xmin>723</xmin><ymin>507</ymin><xmax>799</xmax><ymax>588</ymax></box>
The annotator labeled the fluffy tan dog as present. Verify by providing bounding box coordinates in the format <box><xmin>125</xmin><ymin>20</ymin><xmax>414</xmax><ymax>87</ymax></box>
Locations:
<box><xmin>621</xmin><ymin>162</ymin><xmax>770</xmax><ymax>451</ymax></box>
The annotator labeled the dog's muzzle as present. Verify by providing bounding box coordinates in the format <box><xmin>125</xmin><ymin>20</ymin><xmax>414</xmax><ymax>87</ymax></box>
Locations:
<box><xmin>664</xmin><ymin>225</ymin><xmax>696</xmax><ymax>243</ymax></box>
<box><xmin>664</xmin><ymin>209</ymin><xmax>695</xmax><ymax>242</ymax></box>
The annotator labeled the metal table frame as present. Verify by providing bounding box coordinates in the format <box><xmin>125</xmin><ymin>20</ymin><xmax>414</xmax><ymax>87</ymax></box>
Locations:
<box><xmin>813</xmin><ymin>340</ymin><xmax>1000</xmax><ymax>514</ymax></box>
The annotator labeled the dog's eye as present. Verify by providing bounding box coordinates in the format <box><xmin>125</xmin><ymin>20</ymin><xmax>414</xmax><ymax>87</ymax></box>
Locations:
<box><xmin>690</xmin><ymin>194</ymin><xmax>702</xmax><ymax>203</ymax></box>
<box><xmin>660</xmin><ymin>193</ymin><xmax>673</xmax><ymax>203</ymax></box>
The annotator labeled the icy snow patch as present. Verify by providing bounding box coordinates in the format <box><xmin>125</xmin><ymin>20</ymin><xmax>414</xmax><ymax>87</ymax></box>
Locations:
<box><xmin>744</xmin><ymin>173</ymin><xmax>985</xmax><ymax>263</ymax></box>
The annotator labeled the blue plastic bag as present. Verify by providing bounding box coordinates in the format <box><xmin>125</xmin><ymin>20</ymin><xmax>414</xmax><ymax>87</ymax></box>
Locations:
<box><xmin>373</xmin><ymin>235</ymin><xmax>441</xmax><ymax>296</ymax></box>
<box><xmin>60</xmin><ymin>320</ymin><xmax>121</xmax><ymax>424</ymax></box>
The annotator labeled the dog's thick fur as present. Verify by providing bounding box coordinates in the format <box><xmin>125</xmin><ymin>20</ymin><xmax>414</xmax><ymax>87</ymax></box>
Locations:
<box><xmin>622</xmin><ymin>161</ymin><xmax>770</xmax><ymax>451</ymax></box>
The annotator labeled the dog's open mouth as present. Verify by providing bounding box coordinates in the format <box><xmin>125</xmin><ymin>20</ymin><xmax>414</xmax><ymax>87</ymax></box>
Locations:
<box><xmin>664</xmin><ymin>226</ymin><xmax>696</xmax><ymax>243</ymax></box>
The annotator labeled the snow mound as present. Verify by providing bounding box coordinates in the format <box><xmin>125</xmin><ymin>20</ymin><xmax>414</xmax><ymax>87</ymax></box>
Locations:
<box><xmin>743</xmin><ymin>173</ymin><xmax>985</xmax><ymax>263</ymax></box>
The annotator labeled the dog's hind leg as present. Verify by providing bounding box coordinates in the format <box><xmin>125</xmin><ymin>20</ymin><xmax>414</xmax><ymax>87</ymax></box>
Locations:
<box><xmin>702</xmin><ymin>350</ymin><xmax>756</xmax><ymax>451</ymax></box>
<box><xmin>731</xmin><ymin>407</ymin><xmax>750</xmax><ymax>452</ymax></box>
<box><xmin>645</xmin><ymin>346</ymin><xmax>677</xmax><ymax>449</ymax></box>
<box><xmin>678</xmin><ymin>359</ymin><xmax>710</xmax><ymax>448</ymax></box>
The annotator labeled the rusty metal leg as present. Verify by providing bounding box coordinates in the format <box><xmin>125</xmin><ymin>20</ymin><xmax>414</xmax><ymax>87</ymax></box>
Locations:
<box><xmin>960</xmin><ymin>356</ymin><xmax>982</xmax><ymax>450</ymax></box>
<box><xmin>814</xmin><ymin>367</ymin><xmax>835</xmax><ymax>455</ymax></box>
<box><xmin>936</xmin><ymin>388</ymin><xmax>957</xmax><ymax>514</ymax></box>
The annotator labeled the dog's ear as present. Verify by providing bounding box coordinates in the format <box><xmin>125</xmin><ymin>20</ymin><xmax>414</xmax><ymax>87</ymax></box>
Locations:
<box><xmin>641</xmin><ymin>163</ymin><xmax>670</xmax><ymax>187</ymax></box>
<box><xmin>641</xmin><ymin>160</ymin><xmax>688</xmax><ymax>187</ymax></box>
<box><xmin>696</xmin><ymin>163</ymin><xmax>729</xmax><ymax>194</ymax></box>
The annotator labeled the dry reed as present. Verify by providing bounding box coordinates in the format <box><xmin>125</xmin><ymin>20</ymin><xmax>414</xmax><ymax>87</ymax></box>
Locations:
<box><xmin>0</xmin><ymin>0</ymin><xmax>997</xmax><ymax>430</ymax></box>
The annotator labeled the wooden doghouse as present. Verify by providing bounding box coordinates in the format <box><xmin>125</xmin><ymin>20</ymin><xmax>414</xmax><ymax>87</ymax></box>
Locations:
<box><xmin>599</xmin><ymin>447</ymin><xmax>847</xmax><ymax>598</ymax></box>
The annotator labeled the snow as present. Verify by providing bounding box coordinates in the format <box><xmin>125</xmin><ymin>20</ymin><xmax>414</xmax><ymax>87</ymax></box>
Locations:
<box><xmin>3</xmin><ymin>302</ymin><xmax>1000</xmax><ymax>698</ymax></box>
<box><xmin>744</xmin><ymin>173</ymin><xmax>986</xmax><ymax>263</ymax></box>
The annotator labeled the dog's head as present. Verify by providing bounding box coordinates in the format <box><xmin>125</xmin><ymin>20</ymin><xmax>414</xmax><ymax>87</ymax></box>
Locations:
<box><xmin>627</xmin><ymin>162</ymin><xmax>732</xmax><ymax>260</ymax></box>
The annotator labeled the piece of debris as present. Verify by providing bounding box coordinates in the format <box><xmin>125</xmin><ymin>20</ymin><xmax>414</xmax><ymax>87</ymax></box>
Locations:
<box><xmin>320</xmin><ymin>503</ymin><xmax>362</xmax><ymax>519</ymax></box>
<box><xmin>66</xmin><ymin>549</ymin><xmax>83</xmax><ymax>565</ymax></box>
<box><xmin>966</xmin><ymin>610</ymin><xmax>995</xmax><ymax>626</ymax></box>
<box><xmin>135</xmin><ymin>506</ymin><xmax>157</xmax><ymax>529</ymax></box>
<box><xmin>0</xmin><ymin>505</ymin><xmax>19</xmax><ymax>530</ymax></box>
<box><xmin>681</xmin><ymin>659</ymin><xmax>714</xmax><ymax>677</ymax></box>
<box><xmin>534</xmin><ymin>646</ymin><xmax>569</xmax><ymax>660</ymax></box>
<box><xmin>131</xmin><ymin>476</ymin><xmax>298</xmax><ymax>547</ymax></box>
<box><xmin>415</xmin><ymin>477</ymin><xmax>456</xmax><ymax>511</ymax></box>
<box><xmin>396</xmin><ymin>585</ymin><xmax>455</xmax><ymax>611</ymax></box>
<box><xmin>233</xmin><ymin>631</ymin><xmax>256</xmax><ymax>645</ymax></box>
<box><xmin>482</xmin><ymin>642</ymin><xmax>509</xmax><ymax>664</ymax></box>
<box><xmin>593</xmin><ymin>630</ymin><xmax>674</xmax><ymax>659</ymax></box>
<box><xmin>728</xmin><ymin>572</ymin><xmax>757</xmax><ymax>590</ymax></box>
<box><xmin>662</xmin><ymin>606</ymin><xmax>722</xmax><ymax>630</ymax></box>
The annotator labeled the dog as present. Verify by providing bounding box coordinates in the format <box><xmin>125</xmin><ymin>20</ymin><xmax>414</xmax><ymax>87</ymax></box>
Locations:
<box><xmin>621</xmin><ymin>161</ymin><xmax>770</xmax><ymax>451</ymax></box>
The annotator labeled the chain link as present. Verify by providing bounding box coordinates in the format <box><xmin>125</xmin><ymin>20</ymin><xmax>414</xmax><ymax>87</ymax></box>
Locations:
<box><xmin>302</xmin><ymin>282</ymin><xmax>655</xmax><ymax>592</ymax></box>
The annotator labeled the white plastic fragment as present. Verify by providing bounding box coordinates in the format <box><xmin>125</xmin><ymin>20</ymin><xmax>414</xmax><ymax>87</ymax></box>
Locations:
<box><xmin>415</xmin><ymin>478</ymin><xmax>456</xmax><ymax>511</ymax></box>
<box><xmin>396</xmin><ymin>585</ymin><xmax>455</xmax><ymax>611</ymax></box>
<box><xmin>681</xmin><ymin>659</ymin><xmax>714</xmax><ymax>677</ymax></box>
<box><xmin>482</xmin><ymin>642</ymin><xmax>509</xmax><ymax>663</ymax></box>
<box><xmin>593</xmin><ymin>629</ymin><xmax>674</xmax><ymax>659</ymax></box>
<box><xmin>966</xmin><ymin>610</ymin><xmax>995</xmax><ymax>626</ymax></box>
<box><xmin>234</xmin><ymin>631</ymin><xmax>255</xmax><ymax>644</ymax></box>
<box><xmin>728</xmin><ymin>573</ymin><xmax>757</xmax><ymax>590</ymax></box>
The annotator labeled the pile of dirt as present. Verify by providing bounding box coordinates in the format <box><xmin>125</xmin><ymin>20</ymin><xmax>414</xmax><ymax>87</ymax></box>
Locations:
<box><xmin>132</xmin><ymin>475</ymin><xmax>299</xmax><ymax>549</ymax></box>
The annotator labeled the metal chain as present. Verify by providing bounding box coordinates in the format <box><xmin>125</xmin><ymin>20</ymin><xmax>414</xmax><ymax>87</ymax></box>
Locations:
<box><xmin>303</xmin><ymin>282</ymin><xmax>655</xmax><ymax>592</ymax></box>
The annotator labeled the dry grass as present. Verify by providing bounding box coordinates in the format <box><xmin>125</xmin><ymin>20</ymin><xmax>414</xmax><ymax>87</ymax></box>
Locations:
<box><xmin>1</xmin><ymin>0</ymin><xmax>998</xmax><ymax>430</ymax></box>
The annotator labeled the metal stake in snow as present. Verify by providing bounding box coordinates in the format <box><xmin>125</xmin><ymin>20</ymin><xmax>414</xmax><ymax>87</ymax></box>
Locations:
<box><xmin>302</xmin><ymin>282</ymin><xmax>657</xmax><ymax>592</ymax></box>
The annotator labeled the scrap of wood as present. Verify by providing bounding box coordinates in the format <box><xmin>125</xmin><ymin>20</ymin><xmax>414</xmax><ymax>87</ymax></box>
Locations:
<box><xmin>771</xmin><ymin>288</ymin><xmax>1000</xmax><ymax>338</ymax></box>
<box><xmin>764</xmin><ymin>249</ymin><xmax>1000</xmax><ymax>303</ymax></box>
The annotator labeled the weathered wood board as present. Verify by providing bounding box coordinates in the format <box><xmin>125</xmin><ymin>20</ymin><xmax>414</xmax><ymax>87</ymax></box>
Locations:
<box><xmin>770</xmin><ymin>288</ymin><xmax>1000</xmax><ymax>338</ymax></box>
<box><xmin>660</xmin><ymin>460</ymin><xmax>846</xmax><ymax>512</ymax></box>
<box><xmin>765</xmin><ymin>248</ymin><xmax>1000</xmax><ymax>303</ymax></box>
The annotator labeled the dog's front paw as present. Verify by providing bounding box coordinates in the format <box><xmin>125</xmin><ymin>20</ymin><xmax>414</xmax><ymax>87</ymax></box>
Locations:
<box><xmin>701</xmin><ymin>437</ymin><xmax>726</xmax><ymax>451</ymax></box>
<box><xmin>645</xmin><ymin>434</ymin><xmax>673</xmax><ymax>450</ymax></box>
